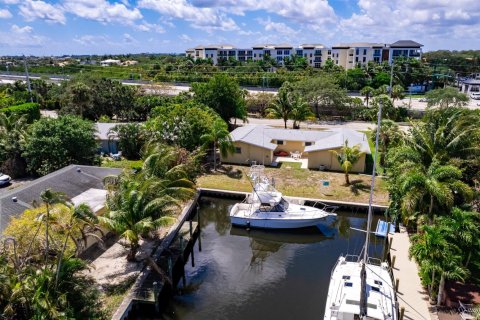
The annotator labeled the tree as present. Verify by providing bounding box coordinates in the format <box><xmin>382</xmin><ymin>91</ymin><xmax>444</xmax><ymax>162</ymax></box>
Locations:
<box><xmin>370</xmin><ymin>95</ymin><xmax>402</xmax><ymax>121</ymax></box>
<box><xmin>360</xmin><ymin>86</ymin><xmax>374</xmax><ymax>107</ymax></box>
<box><xmin>192</xmin><ymin>74</ymin><xmax>247</xmax><ymax>124</ymax></box>
<box><xmin>22</xmin><ymin>116</ymin><xmax>98</xmax><ymax>176</ymax></box>
<box><xmin>398</xmin><ymin>160</ymin><xmax>472</xmax><ymax>224</ymax></box>
<box><xmin>290</xmin><ymin>97</ymin><xmax>313</xmax><ymax>129</ymax></box>
<box><xmin>200</xmin><ymin>119</ymin><xmax>234</xmax><ymax>171</ymax></box>
<box><xmin>0</xmin><ymin>113</ymin><xmax>29</xmax><ymax>177</ymax></box>
<box><xmin>266</xmin><ymin>82</ymin><xmax>295</xmax><ymax>128</ymax></box>
<box><xmin>245</xmin><ymin>92</ymin><xmax>275</xmax><ymax>116</ymax></box>
<box><xmin>109</xmin><ymin>123</ymin><xmax>145</xmax><ymax>160</ymax></box>
<box><xmin>330</xmin><ymin>141</ymin><xmax>364</xmax><ymax>185</ymax></box>
<box><xmin>147</xmin><ymin>100</ymin><xmax>220</xmax><ymax>151</ymax></box>
<box><xmin>40</xmin><ymin>189</ymin><xmax>67</xmax><ymax>266</ymax></box>
<box><xmin>426</xmin><ymin>87</ymin><xmax>469</xmax><ymax>109</ymax></box>
<box><xmin>374</xmin><ymin>119</ymin><xmax>402</xmax><ymax>168</ymax></box>
<box><xmin>391</xmin><ymin>84</ymin><xmax>405</xmax><ymax>103</ymax></box>
<box><xmin>293</xmin><ymin>75</ymin><xmax>348</xmax><ymax>119</ymax></box>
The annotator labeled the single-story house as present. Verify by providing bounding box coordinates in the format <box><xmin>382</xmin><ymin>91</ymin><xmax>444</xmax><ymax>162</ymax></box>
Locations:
<box><xmin>100</xmin><ymin>59</ymin><xmax>121</xmax><ymax>66</ymax></box>
<box><xmin>221</xmin><ymin>125</ymin><xmax>371</xmax><ymax>172</ymax></box>
<box><xmin>0</xmin><ymin>165</ymin><xmax>122</xmax><ymax>234</ymax></box>
<box><xmin>96</xmin><ymin>122</ymin><xmax>123</xmax><ymax>154</ymax></box>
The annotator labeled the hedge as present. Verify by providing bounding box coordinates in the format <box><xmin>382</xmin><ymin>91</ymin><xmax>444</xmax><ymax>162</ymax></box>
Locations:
<box><xmin>1</xmin><ymin>102</ymin><xmax>41</xmax><ymax>122</ymax></box>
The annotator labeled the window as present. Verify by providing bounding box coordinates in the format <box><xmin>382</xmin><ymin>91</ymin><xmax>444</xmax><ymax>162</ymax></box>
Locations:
<box><xmin>328</xmin><ymin>50</ymin><xmax>331</xmax><ymax>55</ymax></box>
<box><xmin>355</xmin><ymin>48</ymin><xmax>359</xmax><ymax>55</ymax></box>
<box><xmin>277</xmin><ymin>50</ymin><xmax>283</xmax><ymax>55</ymax></box>
<box><xmin>336</xmin><ymin>60</ymin><xmax>338</xmax><ymax>64</ymax></box>
<box><xmin>363</xmin><ymin>49</ymin><xmax>367</xmax><ymax>55</ymax></box>
<box><xmin>296</xmin><ymin>50</ymin><xmax>303</xmax><ymax>55</ymax></box>
<box><xmin>314</xmin><ymin>63</ymin><xmax>321</xmax><ymax>68</ymax></box>
<box><xmin>284</xmin><ymin>50</ymin><xmax>290</xmax><ymax>55</ymax></box>
<box><xmin>277</xmin><ymin>56</ymin><xmax>283</xmax><ymax>62</ymax></box>
<box><xmin>363</xmin><ymin>57</ymin><xmax>366</xmax><ymax>62</ymax></box>
<box><xmin>305</xmin><ymin>142</ymin><xmax>313</xmax><ymax>146</ymax></box>
<box><xmin>374</xmin><ymin>57</ymin><xmax>380</xmax><ymax>62</ymax></box>
<box><xmin>254</xmin><ymin>53</ymin><xmax>256</xmax><ymax>57</ymax></box>
<box><xmin>374</xmin><ymin>49</ymin><xmax>381</xmax><ymax>56</ymax></box>
<box><xmin>355</xmin><ymin>57</ymin><xmax>358</xmax><ymax>62</ymax></box>
<box><xmin>247</xmin><ymin>51</ymin><xmax>252</xmax><ymax>55</ymax></box>
<box><xmin>235</xmin><ymin>147</ymin><xmax>242</xmax><ymax>154</ymax></box>
<box><xmin>276</xmin><ymin>140</ymin><xmax>284</xmax><ymax>145</ymax></box>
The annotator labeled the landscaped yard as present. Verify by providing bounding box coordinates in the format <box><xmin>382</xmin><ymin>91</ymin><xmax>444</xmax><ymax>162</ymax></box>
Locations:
<box><xmin>197</xmin><ymin>164</ymin><xmax>389</xmax><ymax>205</ymax></box>
<box><xmin>101</xmin><ymin>159</ymin><xmax>144</xmax><ymax>170</ymax></box>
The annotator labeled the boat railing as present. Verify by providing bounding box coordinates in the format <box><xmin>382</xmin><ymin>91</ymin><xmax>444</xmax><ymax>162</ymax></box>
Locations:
<box><xmin>312</xmin><ymin>201</ymin><xmax>339</xmax><ymax>213</ymax></box>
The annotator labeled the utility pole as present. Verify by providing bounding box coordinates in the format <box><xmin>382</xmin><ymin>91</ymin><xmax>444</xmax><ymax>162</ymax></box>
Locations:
<box><xmin>23</xmin><ymin>55</ymin><xmax>33</xmax><ymax>102</ymax></box>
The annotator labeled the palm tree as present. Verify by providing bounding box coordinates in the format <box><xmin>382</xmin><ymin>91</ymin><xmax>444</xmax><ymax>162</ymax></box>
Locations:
<box><xmin>330</xmin><ymin>140</ymin><xmax>364</xmax><ymax>185</ymax></box>
<box><xmin>398</xmin><ymin>161</ymin><xmax>472</xmax><ymax>224</ymax></box>
<box><xmin>290</xmin><ymin>97</ymin><xmax>313</xmax><ymax>129</ymax></box>
<box><xmin>266</xmin><ymin>82</ymin><xmax>294</xmax><ymax>128</ymax></box>
<box><xmin>360</xmin><ymin>86</ymin><xmax>374</xmax><ymax>107</ymax></box>
<box><xmin>390</xmin><ymin>84</ymin><xmax>405</xmax><ymax>104</ymax></box>
<box><xmin>40</xmin><ymin>189</ymin><xmax>67</xmax><ymax>266</ymax></box>
<box><xmin>200</xmin><ymin>119</ymin><xmax>234</xmax><ymax>171</ymax></box>
<box><xmin>100</xmin><ymin>177</ymin><xmax>177</xmax><ymax>261</ymax></box>
<box><xmin>440</xmin><ymin>208</ymin><xmax>480</xmax><ymax>267</ymax></box>
<box><xmin>436</xmin><ymin>254</ymin><xmax>468</xmax><ymax>306</ymax></box>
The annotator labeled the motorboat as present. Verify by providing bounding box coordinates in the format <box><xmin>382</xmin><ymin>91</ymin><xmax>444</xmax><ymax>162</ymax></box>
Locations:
<box><xmin>323</xmin><ymin>101</ymin><xmax>398</xmax><ymax>319</ymax></box>
<box><xmin>229</xmin><ymin>165</ymin><xmax>337</xmax><ymax>229</ymax></box>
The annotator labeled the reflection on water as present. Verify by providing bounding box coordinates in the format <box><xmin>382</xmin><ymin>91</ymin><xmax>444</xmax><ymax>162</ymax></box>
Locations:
<box><xmin>159</xmin><ymin>197</ymin><xmax>385</xmax><ymax>320</ymax></box>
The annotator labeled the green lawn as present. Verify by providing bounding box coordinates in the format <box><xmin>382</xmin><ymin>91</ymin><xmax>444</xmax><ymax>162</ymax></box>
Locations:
<box><xmin>197</xmin><ymin>165</ymin><xmax>389</xmax><ymax>205</ymax></box>
<box><xmin>101</xmin><ymin>159</ymin><xmax>143</xmax><ymax>170</ymax></box>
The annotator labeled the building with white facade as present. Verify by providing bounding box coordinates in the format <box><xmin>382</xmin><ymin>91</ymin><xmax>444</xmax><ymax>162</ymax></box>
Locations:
<box><xmin>186</xmin><ymin>40</ymin><xmax>423</xmax><ymax>69</ymax></box>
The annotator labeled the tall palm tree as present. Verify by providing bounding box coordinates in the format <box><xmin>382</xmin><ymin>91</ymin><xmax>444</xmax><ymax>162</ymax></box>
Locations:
<box><xmin>330</xmin><ymin>140</ymin><xmax>364</xmax><ymax>185</ymax></box>
<box><xmin>266</xmin><ymin>82</ymin><xmax>294</xmax><ymax>128</ymax></box>
<box><xmin>390</xmin><ymin>84</ymin><xmax>405</xmax><ymax>104</ymax></box>
<box><xmin>360</xmin><ymin>86</ymin><xmax>374</xmax><ymax>107</ymax></box>
<box><xmin>40</xmin><ymin>189</ymin><xmax>67</xmax><ymax>266</ymax></box>
<box><xmin>399</xmin><ymin>161</ymin><xmax>472</xmax><ymax>224</ymax></box>
<box><xmin>435</xmin><ymin>254</ymin><xmax>468</xmax><ymax>306</ymax></box>
<box><xmin>200</xmin><ymin>119</ymin><xmax>234</xmax><ymax>171</ymax></box>
<box><xmin>290</xmin><ymin>97</ymin><xmax>313</xmax><ymax>129</ymax></box>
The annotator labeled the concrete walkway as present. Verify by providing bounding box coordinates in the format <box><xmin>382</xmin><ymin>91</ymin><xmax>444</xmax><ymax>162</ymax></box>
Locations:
<box><xmin>389</xmin><ymin>227</ymin><xmax>438</xmax><ymax>320</ymax></box>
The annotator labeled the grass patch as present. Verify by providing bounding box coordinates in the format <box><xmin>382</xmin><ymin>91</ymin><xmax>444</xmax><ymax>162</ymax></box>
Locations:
<box><xmin>198</xmin><ymin>164</ymin><xmax>389</xmax><ymax>205</ymax></box>
<box><xmin>101</xmin><ymin>275</ymin><xmax>137</xmax><ymax>318</ymax></box>
<box><xmin>279</xmin><ymin>161</ymin><xmax>302</xmax><ymax>169</ymax></box>
<box><xmin>101</xmin><ymin>159</ymin><xmax>144</xmax><ymax>170</ymax></box>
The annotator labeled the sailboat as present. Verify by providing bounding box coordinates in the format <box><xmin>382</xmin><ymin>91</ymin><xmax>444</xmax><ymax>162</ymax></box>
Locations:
<box><xmin>323</xmin><ymin>101</ymin><xmax>398</xmax><ymax>320</ymax></box>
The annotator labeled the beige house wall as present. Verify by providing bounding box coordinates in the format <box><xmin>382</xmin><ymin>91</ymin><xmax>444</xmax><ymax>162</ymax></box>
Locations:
<box><xmin>307</xmin><ymin>149</ymin><xmax>366</xmax><ymax>173</ymax></box>
<box><xmin>221</xmin><ymin>141</ymin><xmax>273</xmax><ymax>165</ymax></box>
<box><xmin>274</xmin><ymin>140</ymin><xmax>306</xmax><ymax>153</ymax></box>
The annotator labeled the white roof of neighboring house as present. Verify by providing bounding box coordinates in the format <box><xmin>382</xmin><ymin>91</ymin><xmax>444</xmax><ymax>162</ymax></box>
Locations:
<box><xmin>100</xmin><ymin>59</ymin><xmax>121</xmax><ymax>64</ymax></box>
<box><xmin>71</xmin><ymin>188</ymin><xmax>107</xmax><ymax>213</ymax></box>
<box><xmin>230</xmin><ymin>125</ymin><xmax>370</xmax><ymax>153</ymax></box>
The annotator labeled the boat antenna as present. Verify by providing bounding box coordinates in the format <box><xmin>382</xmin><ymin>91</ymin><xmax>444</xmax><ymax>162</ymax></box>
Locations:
<box><xmin>360</xmin><ymin>99</ymin><xmax>383</xmax><ymax>317</ymax></box>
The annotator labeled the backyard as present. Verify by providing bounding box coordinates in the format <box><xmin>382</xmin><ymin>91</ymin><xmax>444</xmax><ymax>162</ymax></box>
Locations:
<box><xmin>197</xmin><ymin>164</ymin><xmax>389</xmax><ymax>205</ymax></box>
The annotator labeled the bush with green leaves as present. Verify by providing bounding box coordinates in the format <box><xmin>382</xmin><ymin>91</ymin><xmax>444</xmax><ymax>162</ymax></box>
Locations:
<box><xmin>109</xmin><ymin>123</ymin><xmax>145</xmax><ymax>160</ymax></box>
<box><xmin>1</xmin><ymin>102</ymin><xmax>40</xmax><ymax>123</ymax></box>
<box><xmin>22</xmin><ymin>116</ymin><xmax>98</xmax><ymax>175</ymax></box>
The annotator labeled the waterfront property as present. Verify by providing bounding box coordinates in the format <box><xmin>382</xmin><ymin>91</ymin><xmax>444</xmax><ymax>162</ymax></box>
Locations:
<box><xmin>0</xmin><ymin>165</ymin><xmax>121</xmax><ymax>234</ymax></box>
<box><xmin>221</xmin><ymin>125</ymin><xmax>370</xmax><ymax>173</ymax></box>
<box><xmin>186</xmin><ymin>40</ymin><xmax>423</xmax><ymax>69</ymax></box>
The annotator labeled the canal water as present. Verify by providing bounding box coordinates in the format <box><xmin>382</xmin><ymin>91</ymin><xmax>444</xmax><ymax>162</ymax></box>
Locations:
<box><xmin>160</xmin><ymin>197</ymin><xmax>386</xmax><ymax>320</ymax></box>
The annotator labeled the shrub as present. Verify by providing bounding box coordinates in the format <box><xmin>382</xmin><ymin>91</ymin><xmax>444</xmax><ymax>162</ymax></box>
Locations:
<box><xmin>1</xmin><ymin>102</ymin><xmax>40</xmax><ymax>122</ymax></box>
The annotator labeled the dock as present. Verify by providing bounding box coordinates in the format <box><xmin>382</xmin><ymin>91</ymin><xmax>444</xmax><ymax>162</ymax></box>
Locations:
<box><xmin>389</xmin><ymin>227</ymin><xmax>438</xmax><ymax>320</ymax></box>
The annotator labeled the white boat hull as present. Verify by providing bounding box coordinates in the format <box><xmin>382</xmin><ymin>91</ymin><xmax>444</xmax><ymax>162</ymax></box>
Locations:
<box><xmin>230</xmin><ymin>202</ymin><xmax>336</xmax><ymax>229</ymax></box>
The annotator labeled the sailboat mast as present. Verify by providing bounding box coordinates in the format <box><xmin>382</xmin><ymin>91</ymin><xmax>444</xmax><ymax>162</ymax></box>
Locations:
<box><xmin>362</xmin><ymin>99</ymin><xmax>383</xmax><ymax>263</ymax></box>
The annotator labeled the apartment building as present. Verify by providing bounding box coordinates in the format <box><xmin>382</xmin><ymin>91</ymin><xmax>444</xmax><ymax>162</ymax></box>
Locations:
<box><xmin>186</xmin><ymin>40</ymin><xmax>423</xmax><ymax>69</ymax></box>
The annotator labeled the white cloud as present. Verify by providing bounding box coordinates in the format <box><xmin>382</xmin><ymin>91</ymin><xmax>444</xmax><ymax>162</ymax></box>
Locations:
<box><xmin>73</xmin><ymin>34</ymin><xmax>111</xmax><ymax>46</ymax></box>
<box><xmin>19</xmin><ymin>0</ymin><xmax>66</xmax><ymax>24</ymax></box>
<box><xmin>135</xmin><ymin>21</ymin><xmax>165</xmax><ymax>33</ymax></box>
<box><xmin>0</xmin><ymin>8</ymin><xmax>12</xmax><ymax>18</ymax></box>
<box><xmin>63</xmin><ymin>0</ymin><xmax>142</xmax><ymax>24</ymax></box>
<box><xmin>0</xmin><ymin>0</ymin><xmax>19</xmax><ymax>4</ymax></box>
<box><xmin>138</xmin><ymin>0</ymin><xmax>239</xmax><ymax>31</ymax></box>
<box><xmin>258</xmin><ymin>17</ymin><xmax>297</xmax><ymax>37</ymax></box>
<box><xmin>0</xmin><ymin>24</ymin><xmax>46</xmax><ymax>47</ymax></box>
<box><xmin>123</xmin><ymin>33</ymin><xmax>136</xmax><ymax>43</ymax></box>
<box><xmin>179</xmin><ymin>34</ymin><xmax>192</xmax><ymax>42</ymax></box>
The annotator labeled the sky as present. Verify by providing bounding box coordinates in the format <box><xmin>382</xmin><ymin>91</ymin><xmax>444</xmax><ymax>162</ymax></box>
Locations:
<box><xmin>0</xmin><ymin>0</ymin><xmax>479</xmax><ymax>56</ymax></box>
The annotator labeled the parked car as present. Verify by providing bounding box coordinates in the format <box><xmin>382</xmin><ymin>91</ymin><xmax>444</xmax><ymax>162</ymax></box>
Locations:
<box><xmin>0</xmin><ymin>173</ymin><xmax>11</xmax><ymax>186</ymax></box>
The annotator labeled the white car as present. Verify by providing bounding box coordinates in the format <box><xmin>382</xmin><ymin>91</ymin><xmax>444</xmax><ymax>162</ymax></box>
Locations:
<box><xmin>0</xmin><ymin>173</ymin><xmax>11</xmax><ymax>186</ymax></box>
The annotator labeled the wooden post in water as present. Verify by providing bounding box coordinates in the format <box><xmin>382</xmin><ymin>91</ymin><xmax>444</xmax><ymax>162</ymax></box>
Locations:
<box><xmin>197</xmin><ymin>206</ymin><xmax>202</xmax><ymax>252</ymax></box>
<box><xmin>395</xmin><ymin>278</ymin><xmax>400</xmax><ymax>292</ymax></box>
<box><xmin>391</xmin><ymin>255</ymin><xmax>396</xmax><ymax>269</ymax></box>
<box><xmin>399</xmin><ymin>306</ymin><xmax>405</xmax><ymax>320</ymax></box>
